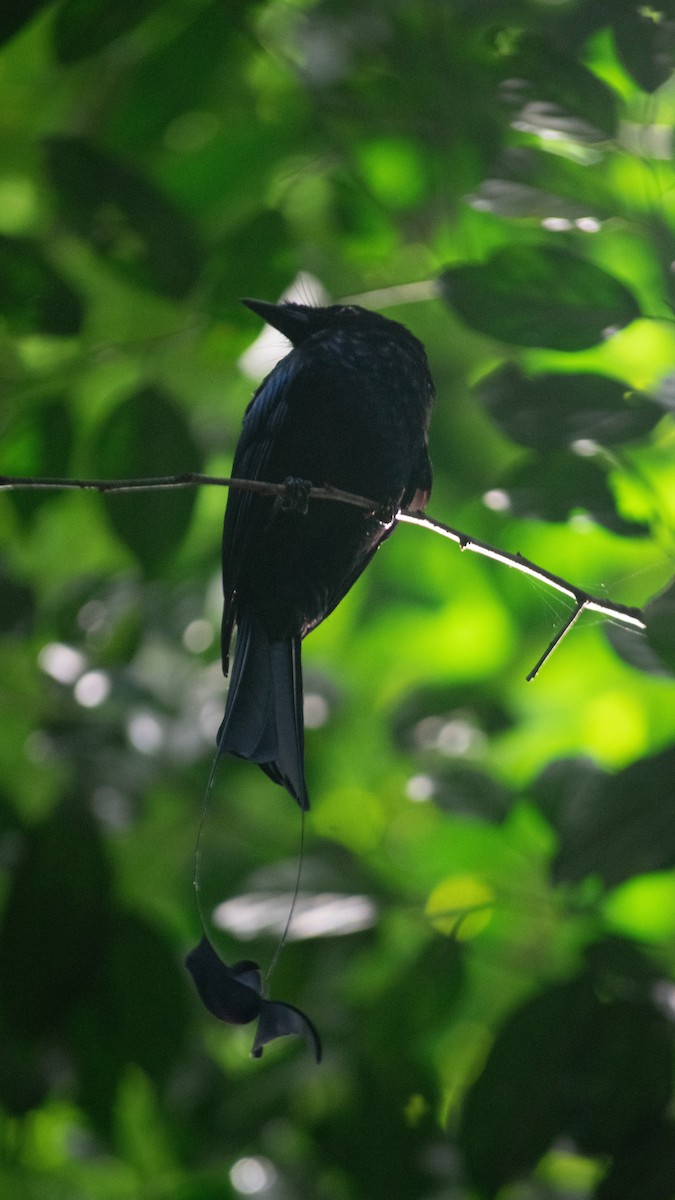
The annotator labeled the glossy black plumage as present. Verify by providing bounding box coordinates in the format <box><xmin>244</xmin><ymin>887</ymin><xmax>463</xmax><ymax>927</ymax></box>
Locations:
<box><xmin>185</xmin><ymin>936</ymin><xmax>322</xmax><ymax>1060</ymax></box>
<box><xmin>218</xmin><ymin>299</ymin><xmax>435</xmax><ymax>808</ymax></box>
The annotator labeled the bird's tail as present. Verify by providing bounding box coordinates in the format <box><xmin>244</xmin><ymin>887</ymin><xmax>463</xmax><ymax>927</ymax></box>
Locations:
<box><xmin>217</xmin><ymin>612</ymin><xmax>308</xmax><ymax>810</ymax></box>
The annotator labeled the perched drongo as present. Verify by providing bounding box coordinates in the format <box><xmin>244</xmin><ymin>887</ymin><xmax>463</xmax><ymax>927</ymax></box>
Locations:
<box><xmin>218</xmin><ymin>299</ymin><xmax>435</xmax><ymax>809</ymax></box>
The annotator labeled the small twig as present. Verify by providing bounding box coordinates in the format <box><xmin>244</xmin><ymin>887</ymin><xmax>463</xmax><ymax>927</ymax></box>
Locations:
<box><xmin>0</xmin><ymin>472</ymin><xmax>646</xmax><ymax>676</ymax></box>
<box><xmin>524</xmin><ymin>600</ymin><xmax>587</xmax><ymax>682</ymax></box>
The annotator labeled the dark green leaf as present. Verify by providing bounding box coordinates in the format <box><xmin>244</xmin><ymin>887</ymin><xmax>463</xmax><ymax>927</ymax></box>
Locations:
<box><xmin>0</xmin><ymin>236</ymin><xmax>83</xmax><ymax>335</ymax></box>
<box><xmin>431</xmin><ymin>763</ymin><xmax>512</xmax><ymax>823</ymax></box>
<box><xmin>92</xmin><ymin>387</ymin><xmax>203</xmax><ymax>571</ymax></box>
<box><xmin>469</xmin><ymin>146</ymin><xmax>613</xmax><ymax>223</ymax></box>
<box><xmin>0</xmin><ymin>0</ymin><xmax>48</xmax><ymax>47</ymax></box>
<box><xmin>206</xmin><ymin>209</ymin><xmax>295</xmax><ymax>321</ymax></box>
<box><xmin>44</xmin><ymin>137</ymin><xmax>202</xmax><ymax>298</ymax></box>
<box><xmin>500</xmin><ymin>452</ymin><xmax>648</xmax><ymax>536</ymax></box>
<box><xmin>0</xmin><ymin>1035</ymin><xmax>49</xmax><ymax>1116</ymax></box>
<box><xmin>0</xmin><ymin>798</ymin><xmax>112</xmax><ymax>1037</ymax></box>
<box><xmin>0</xmin><ymin>561</ymin><xmax>34</xmax><ymax>635</ymax></box>
<box><xmin>459</xmin><ymin>977</ymin><xmax>593</xmax><ymax>1195</ymax></box>
<box><xmin>597</xmin><ymin>1122</ymin><xmax>675</xmax><ymax>1200</ymax></box>
<box><xmin>440</xmin><ymin>246</ymin><xmax>639</xmax><ymax>349</ymax></box>
<box><xmin>584</xmin><ymin>935</ymin><xmax>665</xmax><ymax>997</ymax></box>
<box><xmin>2</xmin><ymin>399</ymin><xmax>74</xmax><ymax>527</ymax></box>
<box><xmin>103</xmin><ymin>0</ymin><xmax>253</xmax><ymax>151</ymax></box>
<box><xmin>645</xmin><ymin>579</ymin><xmax>675</xmax><ymax>677</ymax></box>
<box><xmin>71</xmin><ymin>913</ymin><xmax>189</xmax><ymax>1132</ymax></box>
<box><xmin>571</xmin><ymin>997</ymin><xmax>673</xmax><ymax>1156</ymax></box>
<box><xmin>469</xmin><ymin>177</ymin><xmax>595</xmax><ymax>222</ymax></box>
<box><xmin>393</xmin><ymin>683</ymin><xmax>514</xmax><ymax>749</ymax></box>
<box><xmin>460</xmin><ymin>972</ymin><xmax>673</xmax><ymax>1195</ymax></box>
<box><xmin>531</xmin><ymin>756</ymin><xmax>607</xmax><ymax>833</ymax></box>
<box><xmin>53</xmin><ymin>0</ymin><xmax>162</xmax><ymax>64</ymax></box>
<box><xmin>105</xmin><ymin>914</ymin><xmax>189</xmax><ymax>1081</ymax></box>
<box><xmin>604</xmin><ymin>621</ymin><xmax>671</xmax><ymax>678</ymax></box>
<box><xmin>656</xmin><ymin>370</ymin><xmax>675</xmax><ymax>410</ymax></box>
<box><xmin>613</xmin><ymin>9</ymin><xmax>675</xmax><ymax>94</ymax></box>
<box><xmin>477</xmin><ymin>364</ymin><xmax>662</xmax><ymax>450</ymax></box>
<box><xmin>498</xmin><ymin>33</ymin><xmax>619</xmax><ymax>141</ymax></box>
<box><xmin>535</xmin><ymin>746</ymin><xmax>675</xmax><ymax>887</ymax></box>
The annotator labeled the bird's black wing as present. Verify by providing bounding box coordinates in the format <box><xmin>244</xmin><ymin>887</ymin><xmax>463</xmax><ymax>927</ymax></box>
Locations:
<box><xmin>221</xmin><ymin>353</ymin><xmax>301</xmax><ymax>670</ymax></box>
<box><xmin>301</xmin><ymin>434</ymin><xmax>433</xmax><ymax>637</ymax></box>
<box><xmin>403</xmin><ymin>438</ymin><xmax>433</xmax><ymax>512</ymax></box>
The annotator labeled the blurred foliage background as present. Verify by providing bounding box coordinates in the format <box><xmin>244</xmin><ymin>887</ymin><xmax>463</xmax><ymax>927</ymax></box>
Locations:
<box><xmin>1</xmin><ymin>1</ymin><xmax>675</xmax><ymax>1197</ymax></box>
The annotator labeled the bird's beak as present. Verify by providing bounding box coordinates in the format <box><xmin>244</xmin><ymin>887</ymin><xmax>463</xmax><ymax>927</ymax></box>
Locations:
<box><xmin>242</xmin><ymin>298</ymin><xmax>311</xmax><ymax>343</ymax></box>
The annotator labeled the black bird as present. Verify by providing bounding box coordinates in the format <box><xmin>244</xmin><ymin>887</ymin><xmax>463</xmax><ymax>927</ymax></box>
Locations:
<box><xmin>218</xmin><ymin>299</ymin><xmax>435</xmax><ymax>809</ymax></box>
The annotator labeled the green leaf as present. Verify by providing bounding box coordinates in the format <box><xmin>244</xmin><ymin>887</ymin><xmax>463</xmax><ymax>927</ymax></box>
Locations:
<box><xmin>53</xmin><ymin>0</ymin><xmax>163</xmax><ymax>63</ymax></box>
<box><xmin>44</xmin><ymin>137</ymin><xmax>202</xmax><ymax>299</ymax></box>
<box><xmin>613</xmin><ymin>8</ymin><xmax>675</xmax><ymax>94</ymax></box>
<box><xmin>71</xmin><ymin>913</ymin><xmax>189</xmax><ymax>1132</ymax></box>
<box><xmin>571</xmin><ymin>996</ymin><xmax>673</xmax><ymax>1156</ymax></box>
<box><xmin>604</xmin><ymin>622</ymin><xmax>672</xmax><ymax>679</ymax></box>
<box><xmin>0</xmin><ymin>797</ymin><xmax>112</xmax><ymax>1037</ymax></box>
<box><xmin>478</xmin><ymin>364</ymin><xmax>663</xmax><ymax>450</ymax></box>
<box><xmin>498</xmin><ymin>33</ymin><xmax>619</xmax><ymax>142</ymax></box>
<box><xmin>0</xmin><ymin>0</ymin><xmax>48</xmax><ymax>47</ymax></box>
<box><xmin>205</xmin><ymin>209</ymin><xmax>294</xmax><ymax>321</ymax></box>
<box><xmin>0</xmin><ymin>562</ymin><xmax>34</xmax><ymax>635</ymax></box>
<box><xmin>1</xmin><ymin>399</ymin><xmax>74</xmax><ymax>527</ymax></box>
<box><xmin>459</xmin><ymin>977</ymin><xmax>591</xmax><ymax>1195</ymax></box>
<box><xmin>440</xmin><ymin>246</ymin><xmax>640</xmax><ymax>349</ymax></box>
<box><xmin>0</xmin><ymin>1035</ymin><xmax>49</xmax><ymax>1116</ymax></box>
<box><xmin>459</xmin><ymin>971</ymin><xmax>673</xmax><ymax>1196</ymax></box>
<box><xmin>468</xmin><ymin>146</ymin><xmax>613</xmax><ymax>223</ymax></box>
<box><xmin>534</xmin><ymin>747</ymin><xmax>675</xmax><ymax>887</ymax></box>
<box><xmin>0</xmin><ymin>236</ymin><xmax>83</xmax><ymax>335</ymax></box>
<box><xmin>500</xmin><ymin>451</ymin><xmax>648</xmax><ymax>536</ymax></box>
<box><xmin>597</xmin><ymin>1122</ymin><xmax>675</xmax><ymax>1200</ymax></box>
<box><xmin>92</xmin><ymin>387</ymin><xmax>203</xmax><ymax>571</ymax></box>
<box><xmin>430</xmin><ymin>763</ymin><xmax>512</xmax><ymax>823</ymax></box>
<box><xmin>645</xmin><ymin>579</ymin><xmax>675</xmax><ymax>677</ymax></box>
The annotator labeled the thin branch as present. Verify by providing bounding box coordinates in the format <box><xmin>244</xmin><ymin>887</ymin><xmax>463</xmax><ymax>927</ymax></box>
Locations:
<box><xmin>0</xmin><ymin>472</ymin><xmax>646</xmax><ymax>677</ymax></box>
<box><xmin>525</xmin><ymin>600</ymin><xmax>587</xmax><ymax>682</ymax></box>
<box><xmin>396</xmin><ymin>511</ymin><xmax>645</xmax><ymax>627</ymax></box>
<box><xmin>0</xmin><ymin>471</ymin><xmax>374</xmax><ymax>508</ymax></box>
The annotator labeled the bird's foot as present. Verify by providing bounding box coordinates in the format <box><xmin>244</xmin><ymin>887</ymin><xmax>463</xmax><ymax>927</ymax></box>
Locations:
<box><xmin>372</xmin><ymin>500</ymin><xmax>398</xmax><ymax>528</ymax></box>
<box><xmin>279</xmin><ymin>476</ymin><xmax>313</xmax><ymax>515</ymax></box>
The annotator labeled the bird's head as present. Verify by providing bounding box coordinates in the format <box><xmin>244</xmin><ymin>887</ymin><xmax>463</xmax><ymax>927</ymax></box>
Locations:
<box><xmin>242</xmin><ymin>297</ymin><xmax>401</xmax><ymax>347</ymax></box>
